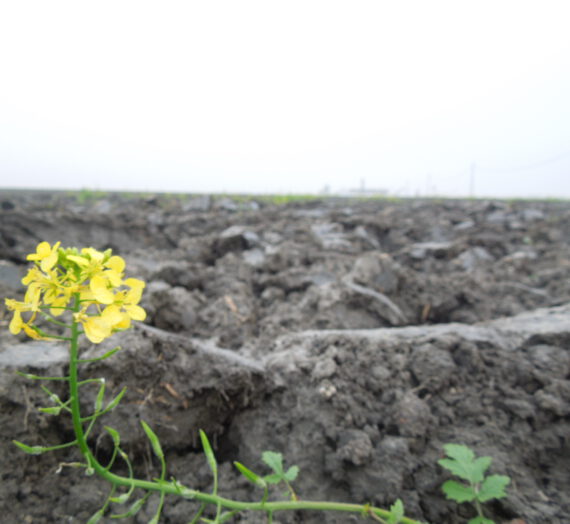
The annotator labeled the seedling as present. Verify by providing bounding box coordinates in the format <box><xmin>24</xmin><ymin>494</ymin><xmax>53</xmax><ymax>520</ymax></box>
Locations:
<box><xmin>439</xmin><ymin>443</ymin><xmax>510</xmax><ymax>524</ymax></box>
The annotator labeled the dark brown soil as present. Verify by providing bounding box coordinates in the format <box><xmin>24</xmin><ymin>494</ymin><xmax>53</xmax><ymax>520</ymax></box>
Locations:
<box><xmin>1</xmin><ymin>191</ymin><xmax>569</xmax><ymax>524</ymax></box>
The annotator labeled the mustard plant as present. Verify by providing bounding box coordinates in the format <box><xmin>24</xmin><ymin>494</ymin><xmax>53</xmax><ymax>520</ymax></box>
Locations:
<box><xmin>6</xmin><ymin>241</ymin><xmax>423</xmax><ymax>523</ymax></box>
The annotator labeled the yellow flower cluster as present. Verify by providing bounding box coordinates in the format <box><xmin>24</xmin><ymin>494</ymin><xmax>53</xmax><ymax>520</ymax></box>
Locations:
<box><xmin>5</xmin><ymin>242</ymin><xmax>146</xmax><ymax>344</ymax></box>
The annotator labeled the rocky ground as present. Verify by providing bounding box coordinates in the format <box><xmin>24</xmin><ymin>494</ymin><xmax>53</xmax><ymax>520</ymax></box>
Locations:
<box><xmin>0</xmin><ymin>191</ymin><xmax>569</xmax><ymax>524</ymax></box>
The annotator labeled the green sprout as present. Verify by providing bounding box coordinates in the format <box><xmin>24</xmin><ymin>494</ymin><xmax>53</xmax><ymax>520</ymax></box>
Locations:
<box><xmin>438</xmin><ymin>443</ymin><xmax>510</xmax><ymax>524</ymax></box>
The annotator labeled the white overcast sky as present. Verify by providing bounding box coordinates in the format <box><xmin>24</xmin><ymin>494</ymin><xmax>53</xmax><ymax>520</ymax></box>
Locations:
<box><xmin>1</xmin><ymin>1</ymin><xmax>570</xmax><ymax>198</ymax></box>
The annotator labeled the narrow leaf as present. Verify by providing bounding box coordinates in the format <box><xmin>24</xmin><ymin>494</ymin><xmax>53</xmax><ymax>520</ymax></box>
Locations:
<box><xmin>477</xmin><ymin>474</ymin><xmax>510</xmax><ymax>502</ymax></box>
<box><xmin>111</xmin><ymin>497</ymin><xmax>147</xmax><ymax>519</ymax></box>
<box><xmin>140</xmin><ymin>420</ymin><xmax>164</xmax><ymax>460</ymax></box>
<box><xmin>86</xmin><ymin>509</ymin><xmax>104</xmax><ymax>524</ymax></box>
<box><xmin>262</xmin><ymin>451</ymin><xmax>284</xmax><ymax>475</ymax></box>
<box><xmin>218</xmin><ymin>511</ymin><xmax>238</xmax><ymax>523</ymax></box>
<box><xmin>95</xmin><ymin>379</ymin><xmax>106</xmax><ymax>412</ymax></box>
<box><xmin>16</xmin><ymin>371</ymin><xmax>69</xmax><ymax>381</ymax></box>
<box><xmin>79</xmin><ymin>346</ymin><xmax>121</xmax><ymax>363</ymax></box>
<box><xmin>442</xmin><ymin>480</ymin><xmax>477</xmax><ymax>503</ymax></box>
<box><xmin>104</xmin><ymin>387</ymin><xmax>127</xmax><ymax>412</ymax></box>
<box><xmin>38</xmin><ymin>406</ymin><xmax>62</xmax><ymax>415</ymax></box>
<box><xmin>200</xmin><ymin>429</ymin><xmax>218</xmax><ymax>476</ymax></box>
<box><xmin>104</xmin><ymin>426</ymin><xmax>121</xmax><ymax>447</ymax></box>
<box><xmin>40</xmin><ymin>385</ymin><xmax>64</xmax><ymax>405</ymax></box>
<box><xmin>109</xmin><ymin>492</ymin><xmax>131</xmax><ymax>504</ymax></box>
<box><xmin>13</xmin><ymin>440</ymin><xmax>47</xmax><ymax>455</ymax></box>
<box><xmin>234</xmin><ymin>461</ymin><xmax>266</xmax><ymax>488</ymax></box>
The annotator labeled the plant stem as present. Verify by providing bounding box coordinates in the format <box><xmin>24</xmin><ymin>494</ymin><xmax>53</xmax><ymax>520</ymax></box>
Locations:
<box><xmin>66</xmin><ymin>294</ymin><xmax>422</xmax><ymax>524</ymax></box>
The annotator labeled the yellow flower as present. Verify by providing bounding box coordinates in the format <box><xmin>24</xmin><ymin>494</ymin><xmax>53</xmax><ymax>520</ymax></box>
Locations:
<box><xmin>90</xmin><ymin>274</ymin><xmax>116</xmax><ymax>304</ymax></box>
<box><xmin>68</xmin><ymin>249</ymin><xmax>125</xmax><ymax>304</ymax></box>
<box><xmin>27</xmin><ymin>241</ymin><xmax>61</xmax><ymax>272</ymax></box>
<box><xmin>22</xmin><ymin>322</ymin><xmax>48</xmax><ymax>340</ymax></box>
<box><xmin>116</xmin><ymin>279</ymin><xmax>146</xmax><ymax>322</ymax></box>
<box><xmin>8</xmin><ymin>308</ymin><xmax>24</xmax><ymax>335</ymax></box>
<box><xmin>93</xmin><ymin>279</ymin><xmax>146</xmax><ymax>332</ymax></box>
<box><xmin>46</xmin><ymin>295</ymin><xmax>70</xmax><ymax>317</ymax></box>
<box><xmin>74</xmin><ymin>307</ymin><xmax>116</xmax><ymax>344</ymax></box>
<box><xmin>5</xmin><ymin>299</ymin><xmax>46</xmax><ymax>338</ymax></box>
<box><xmin>104</xmin><ymin>256</ymin><xmax>125</xmax><ymax>286</ymax></box>
<box><xmin>6</xmin><ymin>243</ymin><xmax>145</xmax><ymax>343</ymax></box>
<box><xmin>22</xmin><ymin>266</ymin><xmax>73</xmax><ymax>315</ymax></box>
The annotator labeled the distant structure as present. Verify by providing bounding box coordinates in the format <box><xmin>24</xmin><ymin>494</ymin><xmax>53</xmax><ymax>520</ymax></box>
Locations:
<box><xmin>345</xmin><ymin>178</ymin><xmax>389</xmax><ymax>197</ymax></box>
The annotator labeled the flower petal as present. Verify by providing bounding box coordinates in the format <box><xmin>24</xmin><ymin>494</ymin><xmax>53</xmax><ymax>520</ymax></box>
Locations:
<box><xmin>124</xmin><ymin>304</ymin><xmax>146</xmax><ymax>321</ymax></box>
<box><xmin>102</xmin><ymin>304</ymin><xmax>124</xmax><ymax>325</ymax></box>
<box><xmin>27</xmin><ymin>242</ymin><xmax>51</xmax><ymax>261</ymax></box>
<box><xmin>90</xmin><ymin>274</ymin><xmax>115</xmax><ymax>304</ymax></box>
<box><xmin>84</xmin><ymin>316</ymin><xmax>111</xmax><ymax>344</ymax></box>
<box><xmin>67</xmin><ymin>255</ymin><xmax>89</xmax><ymax>267</ymax></box>
<box><xmin>9</xmin><ymin>310</ymin><xmax>23</xmax><ymax>334</ymax></box>
<box><xmin>105</xmin><ymin>256</ymin><xmax>125</xmax><ymax>274</ymax></box>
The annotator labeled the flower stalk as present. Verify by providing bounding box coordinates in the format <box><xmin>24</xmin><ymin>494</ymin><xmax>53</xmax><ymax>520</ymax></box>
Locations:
<box><xmin>7</xmin><ymin>242</ymin><xmax>422</xmax><ymax>524</ymax></box>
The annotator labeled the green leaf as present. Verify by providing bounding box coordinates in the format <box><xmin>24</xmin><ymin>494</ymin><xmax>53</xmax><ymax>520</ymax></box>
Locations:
<box><xmin>284</xmin><ymin>465</ymin><xmax>299</xmax><ymax>482</ymax></box>
<box><xmin>438</xmin><ymin>458</ymin><xmax>473</xmax><ymax>482</ymax></box>
<box><xmin>16</xmin><ymin>371</ymin><xmax>69</xmax><ymax>381</ymax></box>
<box><xmin>111</xmin><ymin>497</ymin><xmax>147</xmax><ymax>518</ymax></box>
<box><xmin>442</xmin><ymin>480</ymin><xmax>477</xmax><ymax>503</ymax></box>
<box><xmin>40</xmin><ymin>385</ymin><xmax>64</xmax><ymax>404</ymax></box>
<box><xmin>218</xmin><ymin>511</ymin><xmax>238</xmax><ymax>523</ymax></box>
<box><xmin>104</xmin><ymin>387</ymin><xmax>127</xmax><ymax>412</ymax></box>
<box><xmin>477</xmin><ymin>474</ymin><xmax>510</xmax><ymax>502</ymax></box>
<box><xmin>104</xmin><ymin>426</ymin><xmax>121</xmax><ymax>447</ymax></box>
<box><xmin>79</xmin><ymin>346</ymin><xmax>121</xmax><ymax>363</ymax></box>
<box><xmin>200</xmin><ymin>429</ymin><xmax>218</xmax><ymax>476</ymax></box>
<box><xmin>468</xmin><ymin>517</ymin><xmax>495</xmax><ymax>524</ymax></box>
<box><xmin>234</xmin><ymin>461</ymin><xmax>266</xmax><ymax>488</ymax></box>
<box><xmin>388</xmin><ymin>499</ymin><xmax>404</xmax><ymax>524</ymax></box>
<box><xmin>439</xmin><ymin>444</ymin><xmax>491</xmax><ymax>483</ymax></box>
<box><xmin>94</xmin><ymin>379</ymin><xmax>106</xmax><ymax>412</ymax></box>
<box><xmin>38</xmin><ymin>406</ymin><xmax>62</xmax><ymax>415</ymax></box>
<box><xmin>262</xmin><ymin>451</ymin><xmax>284</xmax><ymax>475</ymax></box>
<box><xmin>140</xmin><ymin>420</ymin><xmax>164</xmax><ymax>460</ymax></box>
<box><xmin>442</xmin><ymin>443</ymin><xmax>475</xmax><ymax>463</ymax></box>
<box><xmin>470</xmin><ymin>456</ymin><xmax>492</xmax><ymax>483</ymax></box>
<box><xmin>263</xmin><ymin>473</ymin><xmax>283</xmax><ymax>485</ymax></box>
<box><xmin>86</xmin><ymin>509</ymin><xmax>104</xmax><ymax>524</ymax></box>
<box><xmin>109</xmin><ymin>492</ymin><xmax>131</xmax><ymax>504</ymax></box>
<box><xmin>12</xmin><ymin>440</ymin><xmax>47</xmax><ymax>455</ymax></box>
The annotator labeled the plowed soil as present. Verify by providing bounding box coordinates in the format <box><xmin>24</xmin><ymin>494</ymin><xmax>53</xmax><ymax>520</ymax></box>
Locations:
<box><xmin>1</xmin><ymin>191</ymin><xmax>569</xmax><ymax>524</ymax></box>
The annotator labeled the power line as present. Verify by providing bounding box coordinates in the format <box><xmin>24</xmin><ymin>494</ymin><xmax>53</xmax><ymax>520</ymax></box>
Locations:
<box><xmin>477</xmin><ymin>150</ymin><xmax>570</xmax><ymax>173</ymax></box>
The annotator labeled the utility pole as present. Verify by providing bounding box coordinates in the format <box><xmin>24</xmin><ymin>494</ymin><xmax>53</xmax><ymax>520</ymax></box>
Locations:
<box><xmin>469</xmin><ymin>162</ymin><xmax>476</xmax><ymax>197</ymax></box>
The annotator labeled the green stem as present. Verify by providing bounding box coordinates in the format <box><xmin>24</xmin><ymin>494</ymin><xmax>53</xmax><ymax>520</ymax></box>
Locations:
<box><xmin>66</xmin><ymin>293</ymin><xmax>421</xmax><ymax>524</ymax></box>
<box><xmin>471</xmin><ymin>482</ymin><xmax>485</xmax><ymax>519</ymax></box>
<box><xmin>38</xmin><ymin>308</ymin><xmax>72</xmax><ymax>328</ymax></box>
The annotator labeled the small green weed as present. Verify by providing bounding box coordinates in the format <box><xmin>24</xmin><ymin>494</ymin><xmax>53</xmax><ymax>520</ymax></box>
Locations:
<box><xmin>74</xmin><ymin>188</ymin><xmax>108</xmax><ymax>204</ymax></box>
<box><xmin>439</xmin><ymin>443</ymin><xmax>510</xmax><ymax>524</ymax></box>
